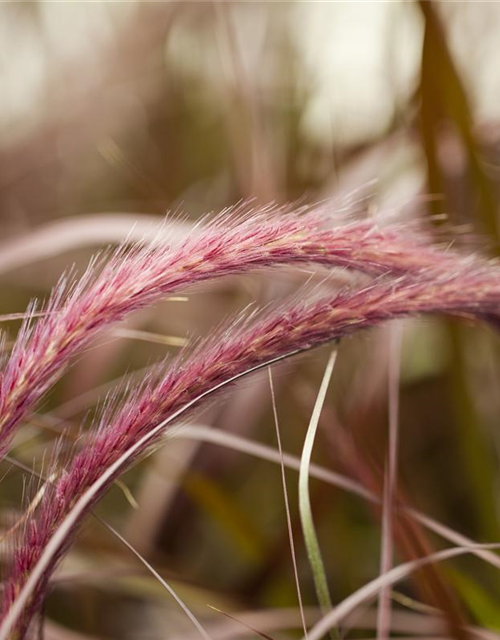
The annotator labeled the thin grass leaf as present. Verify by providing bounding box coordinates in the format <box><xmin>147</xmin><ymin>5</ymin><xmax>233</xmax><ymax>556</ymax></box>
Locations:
<box><xmin>0</xmin><ymin>471</ymin><xmax>58</xmax><ymax>543</ymax></box>
<box><xmin>100</xmin><ymin>519</ymin><xmax>212</xmax><ymax>640</ymax></box>
<box><xmin>112</xmin><ymin>328</ymin><xmax>188</xmax><ymax>348</ymax></box>
<box><xmin>298</xmin><ymin>348</ymin><xmax>338</xmax><ymax>639</ymax></box>
<box><xmin>207</xmin><ymin>606</ymin><xmax>277</xmax><ymax>640</ymax></box>
<box><xmin>0</xmin><ymin>312</ymin><xmax>49</xmax><ymax>324</ymax></box>
<box><xmin>268</xmin><ymin>367</ymin><xmax>308</xmax><ymax>638</ymax></box>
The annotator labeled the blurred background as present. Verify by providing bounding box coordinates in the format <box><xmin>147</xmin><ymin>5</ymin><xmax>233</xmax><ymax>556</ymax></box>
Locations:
<box><xmin>2</xmin><ymin>1</ymin><xmax>500</xmax><ymax>638</ymax></box>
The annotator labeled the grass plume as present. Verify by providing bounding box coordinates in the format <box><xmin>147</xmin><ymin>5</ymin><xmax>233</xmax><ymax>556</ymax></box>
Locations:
<box><xmin>0</xmin><ymin>203</ymin><xmax>488</xmax><ymax>461</ymax></box>
<box><xmin>4</xmin><ymin>254</ymin><xmax>500</xmax><ymax>637</ymax></box>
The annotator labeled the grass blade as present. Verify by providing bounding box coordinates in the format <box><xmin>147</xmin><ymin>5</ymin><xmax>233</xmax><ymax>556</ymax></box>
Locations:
<box><xmin>298</xmin><ymin>349</ymin><xmax>338</xmax><ymax>639</ymax></box>
<box><xmin>268</xmin><ymin>367</ymin><xmax>308</xmax><ymax>638</ymax></box>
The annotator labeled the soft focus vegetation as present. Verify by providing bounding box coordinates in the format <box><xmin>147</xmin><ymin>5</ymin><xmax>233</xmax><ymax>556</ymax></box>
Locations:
<box><xmin>2</xmin><ymin>2</ymin><xmax>500</xmax><ymax>639</ymax></box>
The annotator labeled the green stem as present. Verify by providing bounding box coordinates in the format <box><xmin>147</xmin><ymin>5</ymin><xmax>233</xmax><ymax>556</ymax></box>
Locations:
<box><xmin>299</xmin><ymin>348</ymin><xmax>339</xmax><ymax>640</ymax></box>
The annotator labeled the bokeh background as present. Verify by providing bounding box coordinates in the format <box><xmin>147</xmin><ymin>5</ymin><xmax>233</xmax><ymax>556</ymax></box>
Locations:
<box><xmin>2</xmin><ymin>1</ymin><xmax>500</xmax><ymax>638</ymax></box>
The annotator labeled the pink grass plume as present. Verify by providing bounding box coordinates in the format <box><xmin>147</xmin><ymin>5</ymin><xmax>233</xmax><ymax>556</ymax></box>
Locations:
<box><xmin>3</xmin><ymin>260</ymin><xmax>500</xmax><ymax>638</ymax></box>
<box><xmin>0</xmin><ymin>203</ymin><xmax>475</xmax><ymax>460</ymax></box>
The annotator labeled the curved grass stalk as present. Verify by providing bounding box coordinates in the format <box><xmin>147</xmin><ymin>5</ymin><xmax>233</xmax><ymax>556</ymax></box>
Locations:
<box><xmin>298</xmin><ymin>350</ymin><xmax>338</xmax><ymax>639</ymax></box>
<box><xmin>101</xmin><ymin>520</ymin><xmax>212</xmax><ymax>640</ymax></box>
